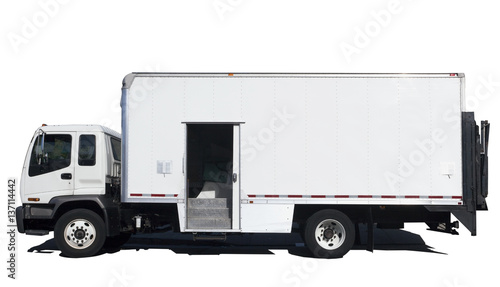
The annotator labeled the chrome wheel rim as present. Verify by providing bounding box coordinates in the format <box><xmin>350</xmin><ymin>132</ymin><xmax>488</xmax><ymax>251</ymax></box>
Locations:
<box><xmin>64</xmin><ymin>219</ymin><xmax>96</xmax><ymax>249</ymax></box>
<box><xmin>314</xmin><ymin>219</ymin><xmax>346</xmax><ymax>250</ymax></box>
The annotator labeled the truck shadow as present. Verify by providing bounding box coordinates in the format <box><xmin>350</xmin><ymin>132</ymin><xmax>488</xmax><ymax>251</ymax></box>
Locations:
<box><xmin>27</xmin><ymin>225</ymin><xmax>446</xmax><ymax>258</ymax></box>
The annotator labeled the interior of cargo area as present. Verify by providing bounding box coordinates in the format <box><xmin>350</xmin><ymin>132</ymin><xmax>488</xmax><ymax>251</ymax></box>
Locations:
<box><xmin>186</xmin><ymin>124</ymin><xmax>233</xmax><ymax>229</ymax></box>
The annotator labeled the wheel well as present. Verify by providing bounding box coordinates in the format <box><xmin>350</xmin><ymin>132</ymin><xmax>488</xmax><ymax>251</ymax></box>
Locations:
<box><xmin>52</xmin><ymin>201</ymin><xmax>105</xmax><ymax>226</ymax></box>
<box><xmin>293</xmin><ymin>205</ymin><xmax>367</xmax><ymax>227</ymax></box>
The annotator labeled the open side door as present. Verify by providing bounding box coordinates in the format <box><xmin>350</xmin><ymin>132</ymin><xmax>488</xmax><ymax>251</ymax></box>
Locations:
<box><xmin>184</xmin><ymin>123</ymin><xmax>241</xmax><ymax>231</ymax></box>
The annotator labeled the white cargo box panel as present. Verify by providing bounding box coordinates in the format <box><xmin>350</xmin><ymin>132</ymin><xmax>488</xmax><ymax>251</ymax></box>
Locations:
<box><xmin>121</xmin><ymin>73</ymin><xmax>463</xmax><ymax>206</ymax></box>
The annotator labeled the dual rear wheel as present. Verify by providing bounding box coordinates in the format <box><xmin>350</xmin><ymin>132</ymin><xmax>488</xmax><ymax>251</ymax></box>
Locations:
<box><xmin>304</xmin><ymin>209</ymin><xmax>355</xmax><ymax>258</ymax></box>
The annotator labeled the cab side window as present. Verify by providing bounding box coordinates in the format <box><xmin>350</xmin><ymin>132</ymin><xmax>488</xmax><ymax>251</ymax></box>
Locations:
<box><xmin>29</xmin><ymin>134</ymin><xmax>72</xmax><ymax>177</ymax></box>
<box><xmin>78</xmin><ymin>135</ymin><xmax>96</xmax><ymax>166</ymax></box>
<box><xmin>110</xmin><ymin>137</ymin><xmax>121</xmax><ymax>161</ymax></box>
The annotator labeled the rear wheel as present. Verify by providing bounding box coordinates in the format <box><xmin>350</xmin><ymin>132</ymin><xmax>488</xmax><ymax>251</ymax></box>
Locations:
<box><xmin>54</xmin><ymin>209</ymin><xmax>106</xmax><ymax>258</ymax></box>
<box><xmin>304</xmin><ymin>209</ymin><xmax>355</xmax><ymax>258</ymax></box>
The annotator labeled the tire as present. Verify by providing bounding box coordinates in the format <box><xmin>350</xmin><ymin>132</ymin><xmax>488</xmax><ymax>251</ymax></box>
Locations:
<box><xmin>54</xmin><ymin>209</ymin><xmax>106</xmax><ymax>258</ymax></box>
<box><xmin>304</xmin><ymin>209</ymin><xmax>355</xmax><ymax>258</ymax></box>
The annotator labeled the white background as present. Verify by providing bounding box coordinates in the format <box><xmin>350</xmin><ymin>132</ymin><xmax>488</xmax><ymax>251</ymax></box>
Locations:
<box><xmin>1</xmin><ymin>0</ymin><xmax>499</xmax><ymax>286</ymax></box>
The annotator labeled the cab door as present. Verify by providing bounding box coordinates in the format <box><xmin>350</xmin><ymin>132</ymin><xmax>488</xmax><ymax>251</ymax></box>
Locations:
<box><xmin>22</xmin><ymin>132</ymin><xmax>76</xmax><ymax>203</ymax></box>
<box><xmin>74</xmin><ymin>132</ymin><xmax>105</xmax><ymax>195</ymax></box>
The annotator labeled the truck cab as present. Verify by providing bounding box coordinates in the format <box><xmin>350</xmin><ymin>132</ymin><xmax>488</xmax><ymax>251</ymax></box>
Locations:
<box><xmin>16</xmin><ymin>125</ymin><xmax>122</xmax><ymax>257</ymax></box>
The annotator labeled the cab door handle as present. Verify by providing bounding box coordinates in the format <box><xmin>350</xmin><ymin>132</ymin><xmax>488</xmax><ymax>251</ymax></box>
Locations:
<box><xmin>61</xmin><ymin>173</ymin><xmax>72</xmax><ymax>180</ymax></box>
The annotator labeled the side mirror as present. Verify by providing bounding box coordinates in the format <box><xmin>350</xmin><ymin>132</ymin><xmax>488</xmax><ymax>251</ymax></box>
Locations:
<box><xmin>34</xmin><ymin>132</ymin><xmax>48</xmax><ymax>165</ymax></box>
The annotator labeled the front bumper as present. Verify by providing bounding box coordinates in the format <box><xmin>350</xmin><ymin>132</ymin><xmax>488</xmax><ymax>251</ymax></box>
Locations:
<box><xmin>15</xmin><ymin>204</ymin><xmax>54</xmax><ymax>234</ymax></box>
<box><xmin>15</xmin><ymin>206</ymin><xmax>25</xmax><ymax>233</ymax></box>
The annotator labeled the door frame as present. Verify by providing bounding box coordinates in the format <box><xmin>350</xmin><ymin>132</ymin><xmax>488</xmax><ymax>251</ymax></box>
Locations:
<box><xmin>232</xmin><ymin>124</ymin><xmax>240</xmax><ymax>230</ymax></box>
<box><xmin>182</xmin><ymin>122</ymin><xmax>243</xmax><ymax>231</ymax></box>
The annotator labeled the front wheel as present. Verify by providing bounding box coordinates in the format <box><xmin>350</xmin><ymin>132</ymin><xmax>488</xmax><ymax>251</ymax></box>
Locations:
<box><xmin>304</xmin><ymin>209</ymin><xmax>355</xmax><ymax>258</ymax></box>
<box><xmin>54</xmin><ymin>209</ymin><xmax>106</xmax><ymax>258</ymax></box>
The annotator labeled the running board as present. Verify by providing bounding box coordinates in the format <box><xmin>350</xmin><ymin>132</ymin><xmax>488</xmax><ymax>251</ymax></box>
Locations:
<box><xmin>193</xmin><ymin>233</ymin><xmax>227</xmax><ymax>241</ymax></box>
<box><xmin>25</xmin><ymin>229</ymin><xmax>49</xmax><ymax>236</ymax></box>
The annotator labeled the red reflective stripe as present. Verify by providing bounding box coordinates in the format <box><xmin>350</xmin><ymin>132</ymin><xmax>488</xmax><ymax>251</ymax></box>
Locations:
<box><xmin>174</xmin><ymin>194</ymin><xmax>178</xmax><ymax>197</ymax></box>
<box><xmin>151</xmin><ymin>194</ymin><xmax>165</xmax><ymax>197</ymax></box>
<box><xmin>130</xmin><ymin>193</ymin><xmax>142</xmax><ymax>197</ymax></box>
<box><xmin>243</xmin><ymin>194</ymin><xmax>456</xmax><ymax>199</ymax></box>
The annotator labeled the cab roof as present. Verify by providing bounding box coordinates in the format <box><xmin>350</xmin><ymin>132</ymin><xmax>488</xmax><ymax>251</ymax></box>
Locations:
<box><xmin>38</xmin><ymin>125</ymin><xmax>121</xmax><ymax>139</ymax></box>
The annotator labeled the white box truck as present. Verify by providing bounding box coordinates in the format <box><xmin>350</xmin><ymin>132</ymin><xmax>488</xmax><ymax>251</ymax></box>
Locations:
<box><xmin>16</xmin><ymin>73</ymin><xmax>489</xmax><ymax>258</ymax></box>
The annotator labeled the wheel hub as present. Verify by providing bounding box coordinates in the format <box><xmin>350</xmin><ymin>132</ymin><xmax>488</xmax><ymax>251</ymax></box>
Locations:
<box><xmin>323</xmin><ymin>228</ymin><xmax>334</xmax><ymax>240</ymax></box>
<box><xmin>64</xmin><ymin>219</ymin><xmax>96</xmax><ymax>249</ymax></box>
<box><xmin>314</xmin><ymin>219</ymin><xmax>346</xmax><ymax>250</ymax></box>
<box><xmin>74</xmin><ymin>228</ymin><xmax>86</xmax><ymax>240</ymax></box>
